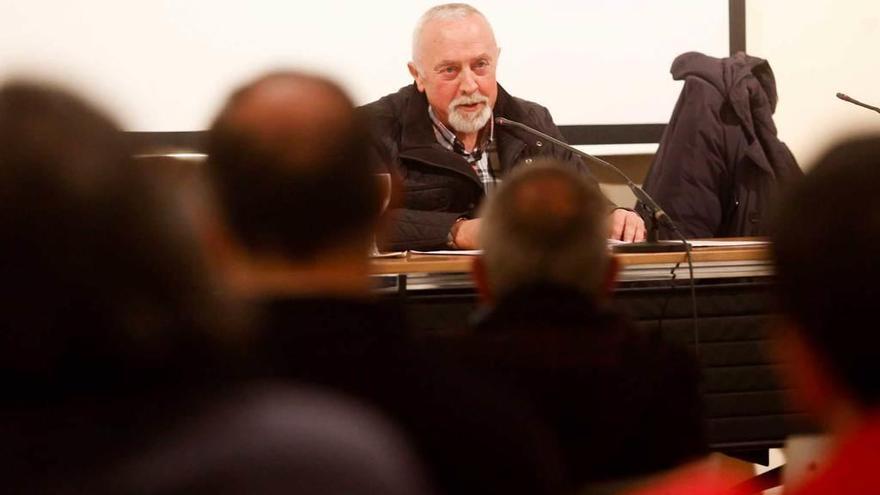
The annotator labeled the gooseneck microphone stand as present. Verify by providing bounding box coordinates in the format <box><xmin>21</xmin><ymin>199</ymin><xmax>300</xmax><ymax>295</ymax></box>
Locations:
<box><xmin>494</xmin><ymin>117</ymin><xmax>688</xmax><ymax>252</ymax></box>
<box><xmin>837</xmin><ymin>92</ymin><xmax>880</xmax><ymax>115</ymax></box>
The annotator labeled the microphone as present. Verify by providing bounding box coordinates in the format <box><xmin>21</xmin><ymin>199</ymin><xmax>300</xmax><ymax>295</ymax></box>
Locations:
<box><xmin>836</xmin><ymin>92</ymin><xmax>880</xmax><ymax>115</ymax></box>
<box><xmin>494</xmin><ymin>116</ymin><xmax>688</xmax><ymax>251</ymax></box>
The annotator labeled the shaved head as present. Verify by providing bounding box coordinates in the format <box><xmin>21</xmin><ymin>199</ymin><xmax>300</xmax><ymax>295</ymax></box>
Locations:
<box><xmin>411</xmin><ymin>3</ymin><xmax>494</xmax><ymax>71</ymax></box>
<box><xmin>207</xmin><ymin>72</ymin><xmax>380</xmax><ymax>259</ymax></box>
<box><xmin>214</xmin><ymin>73</ymin><xmax>357</xmax><ymax>172</ymax></box>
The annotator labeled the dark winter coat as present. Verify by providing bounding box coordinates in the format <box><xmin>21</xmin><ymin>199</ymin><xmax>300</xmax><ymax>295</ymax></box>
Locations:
<box><xmin>433</xmin><ymin>283</ymin><xmax>707</xmax><ymax>487</ymax></box>
<box><xmin>638</xmin><ymin>52</ymin><xmax>802</xmax><ymax>239</ymax></box>
<box><xmin>360</xmin><ymin>84</ymin><xmax>592</xmax><ymax>250</ymax></box>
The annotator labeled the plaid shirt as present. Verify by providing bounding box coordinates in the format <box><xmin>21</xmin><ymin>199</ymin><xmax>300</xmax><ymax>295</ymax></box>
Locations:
<box><xmin>428</xmin><ymin>107</ymin><xmax>498</xmax><ymax>194</ymax></box>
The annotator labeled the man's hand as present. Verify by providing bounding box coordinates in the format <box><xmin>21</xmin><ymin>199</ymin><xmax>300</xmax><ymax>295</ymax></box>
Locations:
<box><xmin>609</xmin><ymin>209</ymin><xmax>647</xmax><ymax>242</ymax></box>
<box><xmin>451</xmin><ymin>218</ymin><xmax>481</xmax><ymax>249</ymax></box>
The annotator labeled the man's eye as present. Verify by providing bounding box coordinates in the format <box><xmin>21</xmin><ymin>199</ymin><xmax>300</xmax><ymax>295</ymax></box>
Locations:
<box><xmin>442</xmin><ymin>66</ymin><xmax>457</xmax><ymax>74</ymax></box>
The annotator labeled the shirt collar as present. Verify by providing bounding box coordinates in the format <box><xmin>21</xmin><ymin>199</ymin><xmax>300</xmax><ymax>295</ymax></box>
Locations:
<box><xmin>428</xmin><ymin>106</ymin><xmax>494</xmax><ymax>159</ymax></box>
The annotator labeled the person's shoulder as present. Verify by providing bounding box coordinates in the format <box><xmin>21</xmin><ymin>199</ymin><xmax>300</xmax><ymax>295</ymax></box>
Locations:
<box><xmin>508</xmin><ymin>95</ymin><xmax>551</xmax><ymax>115</ymax></box>
<box><xmin>358</xmin><ymin>84</ymin><xmax>419</xmax><ymax>120</ymax></box>
<box><xmin>497</xmin><ymin>85</ymin><xmax>556</xmax><ymax>127</ymax></box>
<box><xmin>358</xmin><ymin>85</ymin><xmax>420</xmax><ymax>152</ymax></box>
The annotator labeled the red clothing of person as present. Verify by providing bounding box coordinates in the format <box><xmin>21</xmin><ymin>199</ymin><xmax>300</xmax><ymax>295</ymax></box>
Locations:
<box><xmin>793</xmin><ymin>411</ymin><xmax>880</xmax><ymax>495</ymax></box>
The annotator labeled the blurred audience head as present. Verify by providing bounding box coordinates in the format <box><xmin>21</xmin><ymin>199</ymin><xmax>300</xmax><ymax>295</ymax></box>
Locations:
<box><xmin>112</xmin><ymin>386</ymin><xmax>435</xmax><ymax>495</ymax></box>
<box><xmin>772</xmin><ymin>135</ymin><xmax>880</xmax><ymax>425</ymax></box>
<box><xmin>0</xmin><ymin>81</ymin><xmax>232</xmax><ymax>401</ymax></box>
<box><xmin>476</xmin><ymin>160</ymin><xmax>613</xmax><ymax>302</ymax></box>
<box><xmin>206</xmin><ymin>71</ymin><xmax>380</xmax><ymax>264</ymax></box>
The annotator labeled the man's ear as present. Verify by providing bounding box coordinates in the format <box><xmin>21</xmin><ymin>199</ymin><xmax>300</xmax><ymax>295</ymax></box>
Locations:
<box><xmin>407</xmin><ymin>62</ymin><xmax>426</xmax><ymax>92</ymax></box>
<box><xmin>471</xmin><ymin>256</ymin><xmax>492</xmax><ymax>304</ymax></box>
<box><xmin>599</xmin><ymin>255</ymin><xmax>619</xmax><ymax>300</ymax></box>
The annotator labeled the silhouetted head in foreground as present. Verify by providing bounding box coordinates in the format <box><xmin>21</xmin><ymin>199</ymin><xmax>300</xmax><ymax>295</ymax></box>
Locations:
<box><xmin>474</xmin><ymin>159</ymin><xmax>615</xmax><ymax>303</ymax></box>
<box><xmin>0</xmin><ymin>81</ymin><xmax>231</xmax><ymax>401</ymax></box>
<box><xmin>772</xmin><ymin>135</ymin><xmax>880</xmax><ymax>428</ymax></box>
<box><xmin>207</xmin><ymin>71</ymin><xmax>380</xmax><ymax>263</ymax></box>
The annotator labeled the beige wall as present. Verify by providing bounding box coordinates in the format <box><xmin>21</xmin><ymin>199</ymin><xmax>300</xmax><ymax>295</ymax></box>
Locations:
<box><xmin>603</xmin><ymin>1</ymin><xmax>880</xmax><ymax>206</ymax></box>
<box><xmin>747</xmin><ymin>0</ymin><xmax>880</xmax><ymax>170</ymax></box>
<box><xmin>0</xmin><ymin>1</ymin><xmax>727</xmax><ymax>132</ymax></box>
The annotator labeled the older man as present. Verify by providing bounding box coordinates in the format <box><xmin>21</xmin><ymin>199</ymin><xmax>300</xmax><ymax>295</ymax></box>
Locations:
<box><xmin>361</xmin><ymin>3</ymin><xmax>646</xmax><ymax>251</ymax></box>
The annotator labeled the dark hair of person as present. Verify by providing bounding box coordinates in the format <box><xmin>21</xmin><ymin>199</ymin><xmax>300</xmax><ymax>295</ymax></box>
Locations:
<box><xmin>771</xmin><ymin>135</ymin><xmax>880</xmax><ymax>408</ymax></box>
<box><xmin>206</xmin><ymin>71</ymin><xmax>380</xmax><ymax>261</ymax></box>
<box><xmin>0</xmin><ymin>82</ymin><xmax>235</xmax><ymax>403</ymax></box>
<box><xmin>480</xmin><ymin>159</ymin><xmax>609</xmax><ymax>298</ymax></box>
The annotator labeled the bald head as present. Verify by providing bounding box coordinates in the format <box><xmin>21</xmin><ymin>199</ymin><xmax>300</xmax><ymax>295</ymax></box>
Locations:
<box><xmin>207</xmin><ymin>72</ymin><xmax>379</xmax><ymax>260</ymax></box>
<box><xmin>411</xmin><ymin>4</ymin><xmax>496</xmax><ymax>71</ymax></box>
<box><xmin>215</xmin><ymin>73</ymin><xmax>357</xmax><ymax>172</ymax></box>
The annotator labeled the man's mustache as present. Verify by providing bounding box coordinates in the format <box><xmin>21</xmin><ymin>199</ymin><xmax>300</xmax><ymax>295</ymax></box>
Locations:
<box><xmin>450</xmin><ymin>94</ymin><xmax>489</xmax><ymax>109</ymax></box>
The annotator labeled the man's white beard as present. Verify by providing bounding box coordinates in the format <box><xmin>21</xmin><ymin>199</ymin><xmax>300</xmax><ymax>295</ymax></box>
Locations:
<box><xmin>447</xmin><ymin>93</ymin><xmax>492</xmax><ymax>134</ymax></box>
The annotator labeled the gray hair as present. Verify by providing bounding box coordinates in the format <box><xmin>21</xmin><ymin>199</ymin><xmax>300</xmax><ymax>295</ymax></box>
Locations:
<box><xmin>411</xmin><ymin>3</ymin><xmax>490</xmax><ymax>72</ymax></box>
<box><xmin>479</xmin><ymin>160</ymin><xmax>611</xmax><ymax>299</ymax></box>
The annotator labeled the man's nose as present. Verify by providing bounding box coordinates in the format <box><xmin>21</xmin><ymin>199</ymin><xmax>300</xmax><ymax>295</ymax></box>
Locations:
<box><xmin>459</xmin><ymin>68</ymin><xmax>478</xmax><ymax>94</ymax></box>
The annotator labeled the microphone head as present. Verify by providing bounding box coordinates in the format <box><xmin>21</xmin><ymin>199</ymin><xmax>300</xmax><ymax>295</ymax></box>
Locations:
<box><xmin>837</xmin><ymin>92</ymin><xmax>853</xmax><ymax>102</ymax></box>
<box><xmin>494</xmin><ymin>117</ymin><xmax>507</xmax><ymax>126</ymax></box>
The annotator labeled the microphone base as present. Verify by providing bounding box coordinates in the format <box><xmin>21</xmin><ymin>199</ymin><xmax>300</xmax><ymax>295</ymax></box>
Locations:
<box><xmin>612</xmin><ymin>240</ymin><xmax>689</xmax><ymax>253</ymax></box>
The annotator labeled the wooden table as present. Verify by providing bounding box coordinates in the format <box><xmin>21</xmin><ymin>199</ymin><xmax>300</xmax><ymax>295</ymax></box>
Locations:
<box><xmin>371</xmin><ymin>242</ymin><xmax>772</xmax><ymax>282</ymax></box>
<box><xmin>371</xmin><ymin>240</ymin><xmax>808</xmax><ymax>458</ymax></box>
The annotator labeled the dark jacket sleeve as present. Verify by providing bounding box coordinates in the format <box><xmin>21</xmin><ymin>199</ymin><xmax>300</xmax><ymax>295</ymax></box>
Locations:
<box><xmin>518</xmin><ymin>104</ymin><xmax>621</xmax><ymax>212</ymax></box>
<box><xmin>360</xmin><ymin>94</ymin><xmax>469</xmax><ymax>251</ymax></box>
<box><xmin>640</xmin><ymin>78</ymin><xmax>727</xmax><ymax>238</ymax></box>
<box><xmin>526</xmin><ymin>105</ymin><xmax>592</xmax><ymax>177</ymax></box>
<box><xmin>383</xmin><ymin>208</ymin><xmax>462</xmax><ymax>251</ymax></box>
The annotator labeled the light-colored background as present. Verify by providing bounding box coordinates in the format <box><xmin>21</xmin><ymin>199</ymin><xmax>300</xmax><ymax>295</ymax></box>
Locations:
<box><xmin>747</xmin><ymin>0</ymin><xmax>880</xmax><ymax>170</ymax></box>
<box><xmin>600</xmin><ymin>0</ymin><xmax>880</xmax><ymax>206</ymax></box>
<box><xmin>2</xmin><ymin>1</ymin><xmax>879</xmax><ymax>207</ymax></box>
<box><xmin>0</xmin><ymin>1</ymin><xmax>727</xmax><ymax>131</ymax></box>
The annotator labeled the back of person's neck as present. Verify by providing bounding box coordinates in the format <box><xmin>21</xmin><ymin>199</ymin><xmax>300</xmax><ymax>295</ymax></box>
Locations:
<box><xmin>225</xmin><ymin>245</ymin><xmax>374</xmax><ymax>300</ymax></box>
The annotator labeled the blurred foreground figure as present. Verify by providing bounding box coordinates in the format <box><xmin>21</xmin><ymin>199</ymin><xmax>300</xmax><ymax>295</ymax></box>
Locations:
<box><xmin>0</xmin><ymin>81</ymin><xmax>238</xmax><ymax>492</ymax></box>
<box><xmin>771</xmin><ymin>136</ymin><xmax>880</xmax><ymax>495</ymax></box>
<box><xmin>444</xmin><ymin>161</ymin><xmax>707</xmax><ymax>491</ymax></box>
<box><xmin>206</xmin><ymin>71</ymin><xmax>566</xmax><ymax>495</ymax></box>
<box><xmin>111</xmin><ymin>385</ymin><xmax>434</xmax><ymax>495</ymax></box>
<box><xmin>631</xmin><ymin>135</ymin><xmax>880</xmax><ymax>495</ymax></box>
<box><xmin>0</xmin><ymin>81</ymin><xmax>432</xmax><ymax>495</ymax></box>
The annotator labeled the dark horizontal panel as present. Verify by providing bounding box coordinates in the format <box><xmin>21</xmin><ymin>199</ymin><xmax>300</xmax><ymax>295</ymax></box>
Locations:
<box><xmin>702</xmin><ymin>365</ymin><xmax>784</xmax><ymax>394</ymax></box>
<box><xmin>707</xmin><ymin>413</ymin><xmax>817</xmax><ymax>445</ymax></box>
<box><xmin>704</xmin><ymin>390</ymin><xmax>797</xmax><ymax>417</ymax></box>
<box><xmin>126</xmin><ymin>131</ymin><xmax>206</xmax><ymax>153</ymax></box>
<box><xmin>693</xmin><ymin>341</ymin><xmax>778</xmax><ymax>367</ymax></box>
<box><xmin>125</xmin><ymin>125</ymin><xmax>668</xmax><ymax>153</ymax></box>
<box><xmin>646</xmin><ymin>315</ymin><xmax>773</xmax><ymax>344</ymax></box>
<box><xmin>559</xmin><ymin>124</ymin><xmax>666</xmax><ymax>145</ymax></box>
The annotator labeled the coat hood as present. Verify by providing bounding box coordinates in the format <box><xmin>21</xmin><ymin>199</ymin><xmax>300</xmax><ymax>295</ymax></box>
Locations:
<box><xmin>671</xmin><ymin>51</ymin><xmax>778</xmax><ymax>113</ymax></box>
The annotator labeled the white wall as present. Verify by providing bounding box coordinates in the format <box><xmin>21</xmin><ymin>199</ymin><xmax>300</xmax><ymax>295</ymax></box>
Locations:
<box><xmin>747</xmin><ymin>0</ymin><xmax>880</xmax><ymax>169</ymax></box>
<box><xmin>0</xmin><ymin>1</ymin><xmax>728</xmax><ymax>131</ymax></box>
